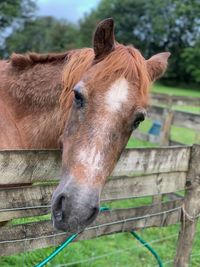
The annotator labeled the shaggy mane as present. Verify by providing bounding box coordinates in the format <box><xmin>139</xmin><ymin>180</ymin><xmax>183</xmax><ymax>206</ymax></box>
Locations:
<box><xmin>60</xmin><ymin>45</ymin><xmax>150</xmax><ymax>113</ymax></box>
<box><xmin>10</xmin><ymin>51</ymin><xmax>71</xmax><ymax>70</ymax></box>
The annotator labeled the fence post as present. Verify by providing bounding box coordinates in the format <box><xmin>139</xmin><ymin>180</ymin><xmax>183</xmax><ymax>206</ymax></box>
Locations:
<box><xmin>160</xmin><ymin>107</ymin><xmax>174</xmax><ymax>146</ymax></box>
<box><xmin>174</xmin><ymin>144</ymin><xmax>200</xmax><ymax>267</ymax></box>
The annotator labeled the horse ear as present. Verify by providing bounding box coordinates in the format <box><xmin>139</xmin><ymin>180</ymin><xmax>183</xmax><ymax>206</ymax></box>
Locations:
<box><xmin>93</xmin><ymin>18</ymin><xmax>115</xmax><ymax>60</ymax></box>
<box><xmin>146</xmin><ymin>52</ymin><xmax>171</xmax><ymax>81</ymax></box>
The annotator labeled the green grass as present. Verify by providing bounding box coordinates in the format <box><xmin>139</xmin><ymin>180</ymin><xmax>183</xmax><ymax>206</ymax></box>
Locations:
<box><xmin>152</xmin><ymin>83</ymin><xmax>200</xmax><ymax>98</ymax></box>
<box><xmin>1</xmin><ymin>84</ymin><xmax>200</xmax><ymax>266</ymax></box>
<box><xmin>172</xmin><ymin>105</ymin><xmax>200</xmax><ymax>114</ymax></box>
<box><xmin>1</xmin><ymin>202</ymin><xmax>200</xmax><ymax>267</ymax></box>
<box><xmin>152</xmin><ymin>83</ymin><xmax>200</xmax><ymax>114</ymax></box>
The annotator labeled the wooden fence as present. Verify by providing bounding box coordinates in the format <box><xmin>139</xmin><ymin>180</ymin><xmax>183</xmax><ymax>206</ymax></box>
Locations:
<box><xmin>151</xmin><ymin>92</ymin><xmax>200</xmax><ymax>107</ymax></box>
<box><xmin>134</xmin><ymin>93</ymin><xmax>200</xmax><ymax>146</ymax></box>
<box><xmin>0</xmin><ymin>145</ymin><xmax>200</xmax><ymax>266</ymax></box>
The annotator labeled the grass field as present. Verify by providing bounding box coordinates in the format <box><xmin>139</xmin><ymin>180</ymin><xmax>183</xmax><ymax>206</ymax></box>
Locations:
<box><xmin>152</xmin><ymin>83</ymin><xmax>200</xmax><ymax>98</ymax></box>
<box><xmin>1</xmin><ymin>84</ymin><xmax>200</xmax><ymax>266</ymax></box>
<box><xmin>152</xmin><ymin>83</ymin><xmax>200</xmax><ymax>115</ymax></box>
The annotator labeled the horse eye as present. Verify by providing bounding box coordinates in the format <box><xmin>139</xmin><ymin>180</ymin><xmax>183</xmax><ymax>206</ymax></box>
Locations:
<box><xmin>133</xmin><ymin>113</ymin><xmax>145</xmax><ymax>129</ymax></box>
<box><xmin>74</xmin><ymin>90</ymin><xmax>84</xmax><ymax>108</ymax></box>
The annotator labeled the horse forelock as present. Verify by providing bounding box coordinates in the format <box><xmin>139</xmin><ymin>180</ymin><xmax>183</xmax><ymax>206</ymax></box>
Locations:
<box><xmin>60</xmin><ymin>45</ymin><xmax>150</xmax><ymax>113</ymax></box>
<box><xmin>88</xmin><ymin>45</ymin><xmax>150</xmax><ymax>100</ymax></box>
<box><xmin>60</xmin><ymin>48</ymin><xmax>94</xmax><ymax>113</ymax></box>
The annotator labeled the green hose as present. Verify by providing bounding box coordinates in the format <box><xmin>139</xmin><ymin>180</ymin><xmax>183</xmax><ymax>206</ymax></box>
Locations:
<box><xmin>131</xmin><ymin>231</ymin><xmax>163</xmax><ymax>267</ymax></box>
<box><xmin>35</xmin><ymin>234</ymin><xmax>78</xmax><ymax>267</ymax></box>
<box><xmin>35</xmin><ymin>207</ymin><xmax>163</xmax><ymax>267</ymax></box>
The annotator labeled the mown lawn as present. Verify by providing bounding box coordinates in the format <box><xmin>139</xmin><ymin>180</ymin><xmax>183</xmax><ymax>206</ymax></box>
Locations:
<box><xmin>152</xmin><ymin>83</ymin><xmax>200</xmax><ymax>114</ymax></box>
<box><xmin>152</xmin><ymin>83</ymin><xmax>200</xmax><ymax>98</ymax></box>
<box><xmin>1</xmin><ymin>84</ymin><xmax>200</xmax><ymax>266</ymax></box>
<box><xmin>135</xmin><ymin>83</ymin><xmax>200</xmax><ymax>145</ymax></box>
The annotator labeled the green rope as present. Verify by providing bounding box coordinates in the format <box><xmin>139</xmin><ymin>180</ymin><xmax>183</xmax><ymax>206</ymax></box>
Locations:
<box><xmin>35</xmin><ymin>207</ymin><xmax>163</xmax><ymax>267</ymax></box>
<box><xmin>131</xmin><ymin>231</ymin><xmax>163</xmax><ymax>267</ymax></box>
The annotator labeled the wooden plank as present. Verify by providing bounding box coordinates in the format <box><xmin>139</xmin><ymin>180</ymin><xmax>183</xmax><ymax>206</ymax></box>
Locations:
<box><xmin>0</xmin><ymin>171</ymin><xmax>186</xmax><ymax>221</ymax></box>
<box><xmin>133</xmin><ymin>131</ymin><xmax>160</xmax><ymax>144</ymax></box>
<box><xmin>173</xmin><ymin>110</ymin><xmax>200</xmax><ymax>131</ymax></box>
<box><xmin>0</xmin><ymin>199</ymin><xmax>182</xmax><ymax>256</ymax></box>
<box><xmin>0</xmin><ymin>184</ymin><xmax>55</xmax><ymax>209</ymax></box>
<box><xmin>133</xmin><ymin>131</ymin><xmax>150</xmax><ymax>141</ymax></box>
<box><xmin>112</xmin><ymin>146</ymin><xmax>190</xmax><ymax>177</ymax></box>
<box><xmin>151</xmin><ymin>93</ymin><xmax>200</xmax><ymax>107</ymax></box>
<box><xmin>151</xmin><ymin>93</ymin><xmax>172</xmax><ymax>106</ymax></box>
<box><xmin>148</xmin><ymin>106</ymin><xmax>164</xmax><ymax>121</ymax></box>
<box><xmin>0</xmin><ymin>207</ymin><xmax>51</xmax><ymax>222</ymax></box>
<box><xmin>147</xmin><ymin>106</ymin><xmax>200</xmax><ymax>132</ymax></box>
<box><xmin>0</xmin><ymin>150</ymin><xmax>61</xmax><ymax>185</ymax></box>
<box><xmin>103</xmin><ymin>172</ymin><xmax>187</xmax><ymax>200</ymax></box>
<box><xmin>0</xmin><ymin>147</ymin><xmax>191</xmax><ymax>185</ymax></box>
<box><xmin>175</xmin><ymin>145</ymin><xmax>200</xmax><ymax>267</ymax></box>
<box><xmin>169</xmin><ymin>140</ymin><xmax>185</xmax><ymax>146</ymax></box>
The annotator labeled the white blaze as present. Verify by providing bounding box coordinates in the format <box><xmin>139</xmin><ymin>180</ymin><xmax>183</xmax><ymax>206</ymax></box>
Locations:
<box><xmin>105</xmin><ymin>78</ymin><xmax>129</xmax><ymax>112</ymax></box>
<box><xmin>78</xmin><ymin>146</ymin><xmax>102</xmax><ymax>173</ymax></box>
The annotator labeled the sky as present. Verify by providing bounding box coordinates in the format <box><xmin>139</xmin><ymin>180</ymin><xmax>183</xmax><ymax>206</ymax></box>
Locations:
<box><xmin>36</xmin><ymin>0</ymin><xmax>100</xmax><ymax>22</ymax></box>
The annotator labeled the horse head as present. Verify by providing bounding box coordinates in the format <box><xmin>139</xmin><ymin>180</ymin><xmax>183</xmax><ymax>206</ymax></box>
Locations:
<box><xmin>52</xmin><ymin>18</ymin><xmax>170</xmax><ymax>233</ymax></box>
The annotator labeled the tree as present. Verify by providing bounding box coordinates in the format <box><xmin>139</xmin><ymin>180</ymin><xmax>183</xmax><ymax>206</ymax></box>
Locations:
<box><xmin>3</xmin><ymin>16</ymin><xmax>80</xmax><ymax>57</ymax></box>
<box><xmin>181</xmin><ymin>40</ymin><xmax>200</xmax><ymax>84</ymax></box>
<box><xmin>0</xmin><ymin>0</ymin><xmax>36</xmax><ymax>30</ymax></box>
<box><xmin>79</xmin><ymin>0</ymin><xmax>200</xmax><ymax>85</ymax></box>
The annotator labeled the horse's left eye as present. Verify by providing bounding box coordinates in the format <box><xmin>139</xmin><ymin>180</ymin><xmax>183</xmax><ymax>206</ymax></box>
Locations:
<box><xmin>133</xmin><ymin>113</ymin><xmax>145</xmax><ymax>129</ymax></box>
<box><xmin>74</xmin><ymin>91</ymin><xmax>84</xmax><ymax>108</ymax></box>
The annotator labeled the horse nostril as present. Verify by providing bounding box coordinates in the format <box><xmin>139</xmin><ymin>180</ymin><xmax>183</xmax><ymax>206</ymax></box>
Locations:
<box><xmin>53</xmin><ymin>195</ymin><xmax>65</xmax><ymax>222</ymax></box>
<box><xmin>86</xmin><ymin>206</ymin><xmax>99</xmax><ymax>224</ymax></box>
<box><xmin>54</xmin><ymin>211</ymin><xmax>62</xmax><ymax>222</ymax></box>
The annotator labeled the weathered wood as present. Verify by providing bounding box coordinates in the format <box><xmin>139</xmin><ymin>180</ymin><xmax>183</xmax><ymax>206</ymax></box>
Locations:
<box><xmin>175</xmin><ymin>145</ymin><xmax>200</xmax><ymax>267</ymax></box>
<box><xmin>134</xmin><ymin>104</ymin><xmax>200</xmax><ymax>145</ymax></box>
<box><xmin>169</xmin><ymin>140</ymin><xmax>185</xmax><ymax>146</ymax></box>
<box><xmin>0</xmin><ymin>207</ymin><xmax>51</xmax><ymax>222</ymax></box>
<box><xmin>165</xmin><ymin>193</ymin><xmax>184</xmax><ymax>201</ymax></box>
<box><xmin>0</xmin><ymin>150</ymin><xmax>61</xmax><ymax>185</ymax></box>
<box><xmin>103</xmin><ymin>172</ymin><xmax>187</xmax><ymax>200</ymax></box>
<box><xmin>0</xmin><ymin>147</ymin><xmax>190</xmax><ymax>185</ymax></box>
<box><xmin>0</xmin><ymin>171</ymin><xmax>187</xmax><ymax>221</ymax></box>
<box><xmin>112</xmin><ymin>146</ymin><xmax>190</xmax><ymax>177</ymax></box>
<box><xmin>173</xmin><ymin>110</ymin><xmax>200</xmax><ymax>131</ymax></box>
<box><xmin>133</xmin><ymin>130</ymin><xmax>160</xmax><ymax>144</ymax></box>
<box><xmin>0</xmin><ymin>199</ymin><xmax>182</xmax><ymax>256</ymax></box>
<box><xmin>149</xmin><ymin>105</ymin><xmax>164</xmax><ymax>121</ymax></box>
<box><xmin>151</xmin><ymin>93</ymin><xmax>172</xmax><ymax>106</ymax></box>
<box><xmin>152</xmin><ymin>195</ymin><xmax>163</xmax><ymax>205</ymax></box>
<box><xmin>151</xmin><ymin>93</ymin><xmax>200</xmax><ymax>107</ymax></box>
<box><xmin>149</xmin><ymin>105</ymin><xmax>200</xmax><ymax>131</ymax></box>
<box><xmin>160</xmin><ymin>109</ymin><xmax>174</xmax><ymax>146</ymax></box>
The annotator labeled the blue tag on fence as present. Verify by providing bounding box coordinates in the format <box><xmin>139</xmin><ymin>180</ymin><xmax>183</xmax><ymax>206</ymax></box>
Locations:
<box><xmin>148</xmin><ymin>121</ymin><xmax>162</xmax><ymax>136</ymax></box>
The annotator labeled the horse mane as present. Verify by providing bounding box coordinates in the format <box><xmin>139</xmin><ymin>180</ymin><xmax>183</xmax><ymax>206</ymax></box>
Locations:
<box><xmin>7</xmin><ymin>45</ymin><xmax>149</xmax><ymax>124</ymax></box>
<box><xmin>10</xmin><ymin>51</ymin><xmax>71</xmax><ymax>70</ymax></box>
<box><xmin>60</xmin><ymin>45</ymin><xmax>150</xmax><ymax>114</ymax></box>
<box><xmin>60</xmin><ymin>48</ymin><xmax>94</xmax><ymax>112</ymax></box>
<box><xmin>89</xmin><ymin>45</ymin><xmax>150</xmax><ymax>99</ymax></box>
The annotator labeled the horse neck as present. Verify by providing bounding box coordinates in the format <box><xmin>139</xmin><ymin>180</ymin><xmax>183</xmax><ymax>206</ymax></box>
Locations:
<box><xmin>1</xmin><ymin>48</ymin><xmax>93</xmax><ymax>149</ymax></box>
<box><xmin>1</xmin><ymin>59</ymin><xmax>70</xmax><ymax>149</ymax></box>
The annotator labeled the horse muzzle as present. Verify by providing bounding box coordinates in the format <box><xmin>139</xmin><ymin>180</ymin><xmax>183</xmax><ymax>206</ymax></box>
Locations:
<box><xmin>51</xmin><ymin>180</ymin><xmax>100</xmax><ymax>233</ymax></box>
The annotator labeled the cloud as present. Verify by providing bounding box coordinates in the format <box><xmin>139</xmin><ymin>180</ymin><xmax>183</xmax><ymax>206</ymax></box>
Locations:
<box><xmin>36</xmin><ymin>0</ymin><xmax>100</xmax><ymax>22</ymax></box>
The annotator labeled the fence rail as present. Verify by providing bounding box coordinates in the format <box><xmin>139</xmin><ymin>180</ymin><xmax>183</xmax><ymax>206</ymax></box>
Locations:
<box><xmin>0</xmin><ymin>145</ymin><xmax>200</xmax><ymax>267</ymax></box>
<box><xmin>134</xmin><ymin>93</ymin><xmax>200</xmax><ymax>146</ymax></box>
<box><xmin>151</xmin><ymin>92</ymin><xmax>200</xmax><ymax>107</ymax></box>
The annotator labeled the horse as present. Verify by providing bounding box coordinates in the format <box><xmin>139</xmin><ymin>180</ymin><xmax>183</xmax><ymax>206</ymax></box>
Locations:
<box><xmin>0</xmin><ymin>18</ymin><xmax>170</xmax><ymax>233</ymax></box>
